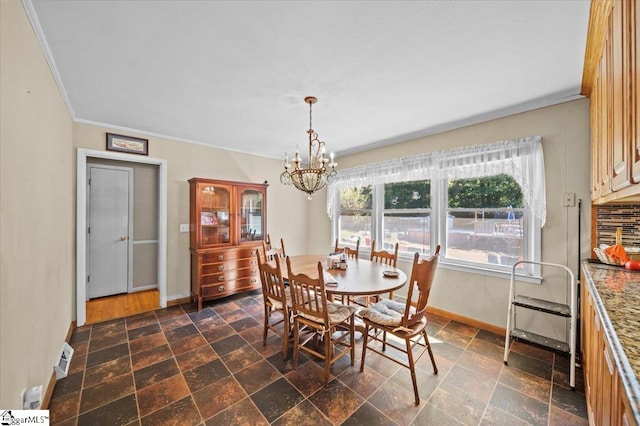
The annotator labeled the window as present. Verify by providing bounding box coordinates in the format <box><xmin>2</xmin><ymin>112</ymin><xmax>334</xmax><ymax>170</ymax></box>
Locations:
<box><xmin>337</xmin><ymin>186</ymin><xmax>372</xmax><ymax>249</ymax></box>
<box><xmin>382</xmin><ymin>180</ymin><xmax>431</xmax><ymax>255</ymax></box>
<box><xmin>328</xmin><ymin>136</ymin><xmax>545</xmax><ymax>279</ymax></box>
<box><xmin>445</xmin><ymin>174</ymin><xmax>525</xmax><ymax>268</ymax></box>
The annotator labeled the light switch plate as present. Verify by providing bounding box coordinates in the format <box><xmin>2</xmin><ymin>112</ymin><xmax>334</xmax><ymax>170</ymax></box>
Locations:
<box><xmin>562</xmin><ymin>192</ymin><xmax>576</xmax><ymax>207</ymax></box>
<box><xmin>180</xmin><ymin>224</ymin><xmax>189</xmax><ymax>233</ymax></box>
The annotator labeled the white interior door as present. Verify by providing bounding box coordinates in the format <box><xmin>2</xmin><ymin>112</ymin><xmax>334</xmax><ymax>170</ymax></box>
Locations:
<box><xmin>87</xmin><ymin>165</ymin><xmax>133</xmax><ymax>299</ymax></box>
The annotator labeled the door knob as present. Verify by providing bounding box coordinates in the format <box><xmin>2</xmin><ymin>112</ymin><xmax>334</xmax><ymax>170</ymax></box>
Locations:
<box><xmin>120</xmin><ymin>236</ymin><xmax>128</xmax><ymax>241</ymax></box>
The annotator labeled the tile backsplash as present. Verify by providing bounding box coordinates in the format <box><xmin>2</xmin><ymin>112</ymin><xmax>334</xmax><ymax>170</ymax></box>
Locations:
<box><xmin>595</xmin><ymin>204</ymin><xmax>640</xmax><ymax>247</ymax></box>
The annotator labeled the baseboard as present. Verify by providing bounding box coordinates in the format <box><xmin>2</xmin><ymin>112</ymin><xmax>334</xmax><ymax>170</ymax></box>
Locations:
<box><xmin>168</xmin><ymin>296</ymin><xmax>191</xmax><ymax>307</ymax></box>
<box><xmin>426</xmin><ymin>306</ymin><xmax>506</xmax><ymax>337</ymax></box>
<box><xmin>42</xmin><ymin>320</ymin><xmax>76</xmax><ymax>409</ymax></box>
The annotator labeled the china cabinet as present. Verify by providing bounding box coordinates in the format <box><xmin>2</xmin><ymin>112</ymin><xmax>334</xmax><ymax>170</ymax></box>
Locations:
<box><xmin>189</xmin><ymin>178</ymin><xmax>267</xmax><ymax>310</ymax></box>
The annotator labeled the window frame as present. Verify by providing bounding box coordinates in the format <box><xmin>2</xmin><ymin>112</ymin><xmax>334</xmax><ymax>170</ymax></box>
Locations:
<box><xmin>332</xmin><ymin>175</ymin><xmax>542</xmax><ymax>282</ymax></box>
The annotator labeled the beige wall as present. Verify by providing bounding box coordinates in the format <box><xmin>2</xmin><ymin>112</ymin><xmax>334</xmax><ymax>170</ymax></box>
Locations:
<box><xmin>312</xmin><ymin>98</ymin><xmax>591</xmax><ymax>337</ymax></box>
<box><xmin>1</xmin><ymin>1</ymin><xmax>75</xmax><ymax>408</ymax></box>
<box><xmin>73</xmin><ymin>123</ymin><xmax>310</xmax><ymax>299</ymax></box>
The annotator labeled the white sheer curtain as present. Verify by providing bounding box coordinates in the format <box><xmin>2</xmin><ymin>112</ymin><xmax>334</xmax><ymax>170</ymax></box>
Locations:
<box><xmin>327</xmin><ymin>135</ymin><xmax>547</xmax><ymax>226</ymax></box>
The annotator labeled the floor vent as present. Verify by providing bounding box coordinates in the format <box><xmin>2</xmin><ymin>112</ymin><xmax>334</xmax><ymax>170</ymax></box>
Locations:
<box><xmin>54</xmin><ymin>342</ymin><xmax>74</xmax><ymax>380</ymax></box>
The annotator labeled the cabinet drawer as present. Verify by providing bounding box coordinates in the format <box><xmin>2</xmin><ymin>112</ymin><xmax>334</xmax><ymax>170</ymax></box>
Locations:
<box><xmin>201</xmin><ymin>258</ymin><xmax>258</xmax><ymax>275</ymax></box>
<box><xmin>201</xmin><ymin>267</ymin><xmax>259</xmax><ymax>285</ymax></box>
<box><xmin>202</xmin><ymin>276</ymin><xmax>260</xmax><ymax>298</ymax></box>
<box><xmin>200</xmin><ymin>248</ymin><xmax>258</xmax><ymax>263</ymax></box>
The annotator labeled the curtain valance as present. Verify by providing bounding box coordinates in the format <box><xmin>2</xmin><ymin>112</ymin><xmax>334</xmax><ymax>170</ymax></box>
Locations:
<box><xmin>327</xmin><ymin>135</ymin><xmax>546</xmax><ymax>226</ymax></box>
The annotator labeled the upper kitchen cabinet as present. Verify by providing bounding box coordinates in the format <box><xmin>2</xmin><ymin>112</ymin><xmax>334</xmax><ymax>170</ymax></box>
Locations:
<box><xmin>587</xmin><ymin>0</ymin><xmax>640</xmax><ymax>204</ymax></box>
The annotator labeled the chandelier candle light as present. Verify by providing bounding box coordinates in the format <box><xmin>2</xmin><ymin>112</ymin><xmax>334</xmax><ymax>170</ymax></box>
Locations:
<box><xmin>280</xmin><ymin>96</ymin><xmax>337</xmax><ymax>200</ymax></box>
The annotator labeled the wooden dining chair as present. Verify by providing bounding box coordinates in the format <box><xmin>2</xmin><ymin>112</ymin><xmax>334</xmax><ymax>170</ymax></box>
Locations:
<box><xmin>370</xmin><ymin>240</ymin><xmax>400</xmax><ymax>300</ymax></box>
<box><xmin>334</xmin><ymin>238</ymin><xmax>359</xmax><ymax>259</ymax></box>
<box><xmin>286</xmin><ymin>256</ymin><xmax>357</xmax><ymax>386</ymax></box>
<box><xmin>359</xmin><ymin>245</ymin><xmax>440</xmax><ymax>405</ymax></box>
<box><xmin>256</xmin><ymin>249</ymin><xmax>291</xmax><ymax>360</ymax></box>
<box><xmin>263</xmin><ymin>234</ymin><xmax>286</xmax><ymax>261</ymax></box>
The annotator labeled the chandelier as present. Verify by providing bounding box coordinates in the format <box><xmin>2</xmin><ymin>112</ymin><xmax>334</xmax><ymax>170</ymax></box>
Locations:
<box><xmin>280</xmin><ymin>96</ymin><xmax>337</xmax><ymax>200</ymax></box>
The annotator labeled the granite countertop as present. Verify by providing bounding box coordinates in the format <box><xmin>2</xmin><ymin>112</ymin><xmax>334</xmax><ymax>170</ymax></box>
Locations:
<box><xmin>582</xmin><ymin>261</ymin><xmax>640</xmax><ymax>420</ymax></box>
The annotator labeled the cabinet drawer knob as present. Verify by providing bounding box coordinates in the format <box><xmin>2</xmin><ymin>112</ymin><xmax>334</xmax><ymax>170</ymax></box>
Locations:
<box><xmin>218</xmin><ymin>275</ymin><xmax>225</xmax><ymax>282</ymax></box>
<box><xmin>218</xmin><ymin>265</ymin><xmax>225</xmax><ymax>271</ymax></box>
<box><xmin>250</xmin><ymin>260</ymin><xmax>257</xmax><ymax>265</ymax></box>
<box><xmin>218</xmin><ymin>255</ymin><xmax>224</xmax><ymax>260</ymax></box>
<box><xmin>251</xmin><ymin>279</ymin><xmax>257</xmax><ymax>284</ymax></box>
<box><xmin>218</xmin><ymin>285</ymin><xmax>224</xmax><ymax>292</ymax></box>
<box><xmin>251</xmin><ymin>269</ymin><xmax>257</xmax><ymax>274</ymax></box>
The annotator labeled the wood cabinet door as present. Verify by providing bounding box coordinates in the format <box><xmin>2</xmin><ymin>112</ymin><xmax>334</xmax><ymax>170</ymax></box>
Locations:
<box><xmin>631</xmin><ymin>0</ymin><xmax>640</xmax><ymax>183</ymax></box>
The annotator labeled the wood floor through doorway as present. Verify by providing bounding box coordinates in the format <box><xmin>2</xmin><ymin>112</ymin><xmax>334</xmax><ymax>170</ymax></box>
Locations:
<box><xmin>86</xmin><ymin>289</ymin><xmax>159</xmax><ymax>324</ymax></box>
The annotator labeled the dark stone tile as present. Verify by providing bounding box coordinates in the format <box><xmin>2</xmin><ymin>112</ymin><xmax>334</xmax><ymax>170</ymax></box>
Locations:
<box><xmin>221</xmin><ymin>346</ymin><xmax>263</xmax><ymax>373</ymax></box>
<box><xmin>272</xmin><ymin>400</ymin><xmax>332</xmax><ymax>426</ymax></box>
<box><xmin>52</xmin><ymin>371</ymin><xmax>84</xmax><ymax>399</ymax></box>
<box><xmin>367</xmin><ymin>378</ymin><xmax>424</xmax><ymax>425</ymax></box>
<box><xmin>490</xmin><ymin>383</ymin><xmax>548</xmax><ymax>426</ymax></box>
<box><xmin>338</xmin><ymin>362</ymin><xmax>387</xmax><ymax>399</ymax></box>
<box><xmin>480</xmin><ymin>404</ymin><xmax>529</xmax><ymax>425</ymax></box>
<box><xmin>284</xmin><ymin>360</ymin><xmax>326</xmax><ymax>397</ymax></box>
<box><xmin>234</xmin><ymin>359</ymin><xmax>281</xmax><ymax>395</ymax></box>
<box><xmin>444</xmin><ymin>320</ymin><xmax>480</xmax><ymax>337</ymax></box>
<box><xmin>88</xmin><ymin>330</ymin><xmax>127</xmax><ymax>352</ymax></box>
<box><xmin>206</xmin><ymin>397</ymin><xmax>268</xmax><ymax>426</ymax></box>
<box><xmin>475</xmin><ymin>329</ymin><xmax>505</xmax><ymax>346</ymax></box>
<box><xmin>91</xmin><ymin>318</ymin><xmax>126</xmax><ymax>339</ymax></box>
<box><xmin>68</xmin><ymin>350</ymin><xmax>88</xmax><ymax>375</ymax></box>
<box><xmin>267</xmin><ymin>350</ymin><xmax>310</xmax><ymax>375</ymax></box>
<box><xmin>179</xmin><ymin>302</ymin><xmax>198</xmax><ymax>314</ymax></box>
<box><xmin>551</xmin><ymin>383</ymin><xmax>588</xmax><ymax>419</ymax></box>
<box><xmin>192</xmin><ymin>376</ymin><xmax>245</xmax><ymax>419</ymax></box>
<box><xmin>425</xmin><ymin>312</ymin><xmax>450</xmax><ymax>327</ymax></box>
<box><xmin>84</xmin><ymin>356</ymin><xmax>132</xmax><ymax>387</ymax></box>
<box><xmin>49</xmin><ymin>390</ymin><xmax>80</xmax><ymax>424</ymax></box>
<box><xmin>164</xmin><ymin>323</ymin><xmax>199</xmax><ymax>341</ymax></box>
<box><xmin>413</xmin><ymin>402</ymin><xmax>460</xmax><ymax>426</ymax></box>
<box><xmin>70</xmin><ymin>328</ymin><xmax>91</xmax><ymax>345</ymax></box>
<box><xmin>456</xmin><ymin>349</ymin><xmax>503</xmax><ymax>380</ymax></box>
<box><xmin>175</xmin><ymin>345</ymin><xmax>218</xmax><ymax>372</ymax></box>
<box><xmin>140</xmin><ymin>396</ymin><xmax>201</xmax><ymax>426</ymax></box>
<box><xmin>250</xmin><ymin>377</ymin><xmax>305</xmax><ymax>423</ymax></box>
<box><xmin>210</xmin><ymin>334</ymin><xmax>246</xmax><ymax>356</ymax></box>
<box><xmin>126</xmin><ymin>311</ymin><xmax>158</xmax><ymax>330</ymax></box>
<box><xmin>131</xmin><ymin>344</ymin><xmax>173</xmax><ymax>371</ymax></box>
<box><xmin>159</xmin><ymin>314</ymin><xmax>193</xmax><ymax>331</ymax></box>
<box><xmin>201</xmin><ymin>324</ymin><xmax>236</xmax><ymax>343</ymax></box>
<box><xmin>192</xmin><ymin>314</ymin><xmax>225</xmax><ymax>332</ymax></box>
<box><xmin>238</xmin><ymin>324</ymin><xmax>264</xmax><ymax>344</ymax></box>
<box><xmin>552</xmin><ymin>367</ymin><xmax>586</xmax><ymax>394</ymax></box>
<box><xmin>251</xmin><ymin>334</ymin><xmax>286</xmax><ymax>359</ymax></box>
<box><xmin>86</xmin><ymin>343</ymin><xmax>129</xmax><ymax>369</ymax></box>
<box><xmin>307</xmin><ymin>380</ymin><xmax>365</xmax><ymax>425</ymax></box>
<box><xmin>428</xmin><ymin>340</ymin><xmax>463</xmax><ymax>363</ymax></box>
<box><xmin>235</xmin><ymin>295</ymin><xmax>262</xmax><ymax>311</ymax></box>
<box><xmin>154</xmin><ymin>305</ymin><xmax>186</xmax><ymax>322</ymax></box>
<box><xmin>211</xmin><ymin>300</ymin><xmax>241</xmax><ymax>316</ymax></box>
<box><xmin>79</xmin><ymin>374</ymin><xmax>134</xmax><ymax>414</ymax></box>
<box><xmin>359</xmin><ymin>350</ymin><xmax>402</xmax><ymax>378</ymax></box>
<box><xmin>220</xmin><ymin>309</ymin><xmax>248</xmax><ymax>323</ymax></box>
<box><xmin>435</xmin><ymin>327</ymin><xmax>473</xmax><ymax>349</ymax></box>
<box><xmin>168</xmin><ymin>334</ymin><xmax>208</xmax><ymax>356</ymax></box>
<box><xmin>388</xmin><ymin>362</ymin><xmax>441</xmax><ymax>402</ymax></box>
<box><xmin>136</xmin><ymin>374</ymin><xmax>190</xmax><ymax>417</ymax></box>
<box><xmin>499</xmin><ymin>365</ymin><xmax>551</xmax><ymax>403</ymax></box>
<box><xmin>77</xmin><ymin>394</ymin><xmax>138</xmax><ymax>426</ymax></box>
<box><xmin>467</xmin><ymin>337</ymin><xmax>504</xmax><ymax>363</ymax></box>
<box><xmin>129</xmin><ymin>332</ymin><xmax>167</xmax><ymax>355</ymax></box>
<box><xmin>442</xmin><ymin>364</ymin><xmax>496</xmax><ymax>404</ymax></box>
<box><xmin>506</xmin><ymin>351</ymin><xmax>553</xmax><ymax>381</ymax></box>
<box><xmin>183</xmin><ymin>359</ymin><xmax>230</xmax><ymax>393</ymax></box>
<box><xmin>548</xmin><ymin>404</ymin><xmax>589</xmax><ymax>425</ymax></box>
<box><xmin>341</xmin><ymin>402</ymin><xmax>396</xmax><ymax>426</ymax></box>
<box><xmin>510</xmin><ymin>340</ymin><xmax>554</xmax><ymax>364</ymax></box>
<box><xmin>127</xmin><ymin>323</ymin><xmax>162</xmax><ymax>341</ymax></box>
<box><xmin>427</xmin><ymin>381</ymin><xmax>486</xmax><ymax>425</ymax></box>
<box><xmin>229</xmin><ymin>316</ymin><xmax>261</xmax><ymax>332</ymax></box>
<box><xmin>188</xmin><ymin>307</ymin><xmax>217</xmax><ymax>322</ymax></box>
<box><xmin>133</xmin><ymin>358</ymin><xmax>180</xmax><ymax>390</ymax></box>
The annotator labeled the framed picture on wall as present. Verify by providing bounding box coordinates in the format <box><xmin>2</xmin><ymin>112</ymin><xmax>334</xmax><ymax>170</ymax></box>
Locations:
<box><xmin>106</xmin><ymin>133</ymin><xmax>149</xmax><ymax>156</ymax></box>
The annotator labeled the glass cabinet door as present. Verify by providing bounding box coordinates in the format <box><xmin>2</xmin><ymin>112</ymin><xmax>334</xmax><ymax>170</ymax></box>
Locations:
<box><xmin>239</xmin><ymin>188</ymin><xmax>264</xmax><ymax>243</ymax></box>
<box><xmin>199</xmin><ymin>184</ymin><xmax>231</xmax><ymax>246</ymax></box>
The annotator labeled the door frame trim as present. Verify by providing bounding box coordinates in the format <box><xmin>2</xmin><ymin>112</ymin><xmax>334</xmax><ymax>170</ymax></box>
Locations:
<box><xmin>77</xmin><ymin>148</ymin><xmax>167</xmax><ymax>326</ymax></box>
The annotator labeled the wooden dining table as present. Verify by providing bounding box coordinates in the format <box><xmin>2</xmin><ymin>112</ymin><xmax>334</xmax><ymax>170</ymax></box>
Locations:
<box><xmin>283</xmin><ymin>255</ymin><xmax>408</xmax><ymax>299</ymax></box>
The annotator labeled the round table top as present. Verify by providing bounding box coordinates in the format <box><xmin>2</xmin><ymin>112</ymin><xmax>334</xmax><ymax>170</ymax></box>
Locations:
<box><xmin>284</xmin><ymin>255</ymin><xmax>407</xmax><ymax>296</ymax></box>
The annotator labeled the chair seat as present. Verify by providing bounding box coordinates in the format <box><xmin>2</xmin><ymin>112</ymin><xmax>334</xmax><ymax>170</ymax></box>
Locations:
<box><xmin>359</xmin><ymin>299</ymin><xmax>414</xmax><ymax>327</ymax></box>
<box><xmin>268</xmin><ymin>287</ymin><xmax>292</xmax><ymax>310</ymax></box>
<box><xmin>299</xmin><ymin>302</ymin><xmax>357</xmax><ymax>325</ymax></box>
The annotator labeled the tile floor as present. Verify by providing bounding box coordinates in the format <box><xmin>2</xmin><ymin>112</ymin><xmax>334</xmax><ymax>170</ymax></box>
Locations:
<box><xmin>49</xmin><ymin>290</ymin><xmax>588</xmax><ymax>425</ymax></box>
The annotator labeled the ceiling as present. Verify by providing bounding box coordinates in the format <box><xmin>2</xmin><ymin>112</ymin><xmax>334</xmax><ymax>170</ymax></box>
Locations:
<box><xmin>26</xmin><ymin>0</ymin><xmax>591</xmax><ymax>160</ymax></box>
